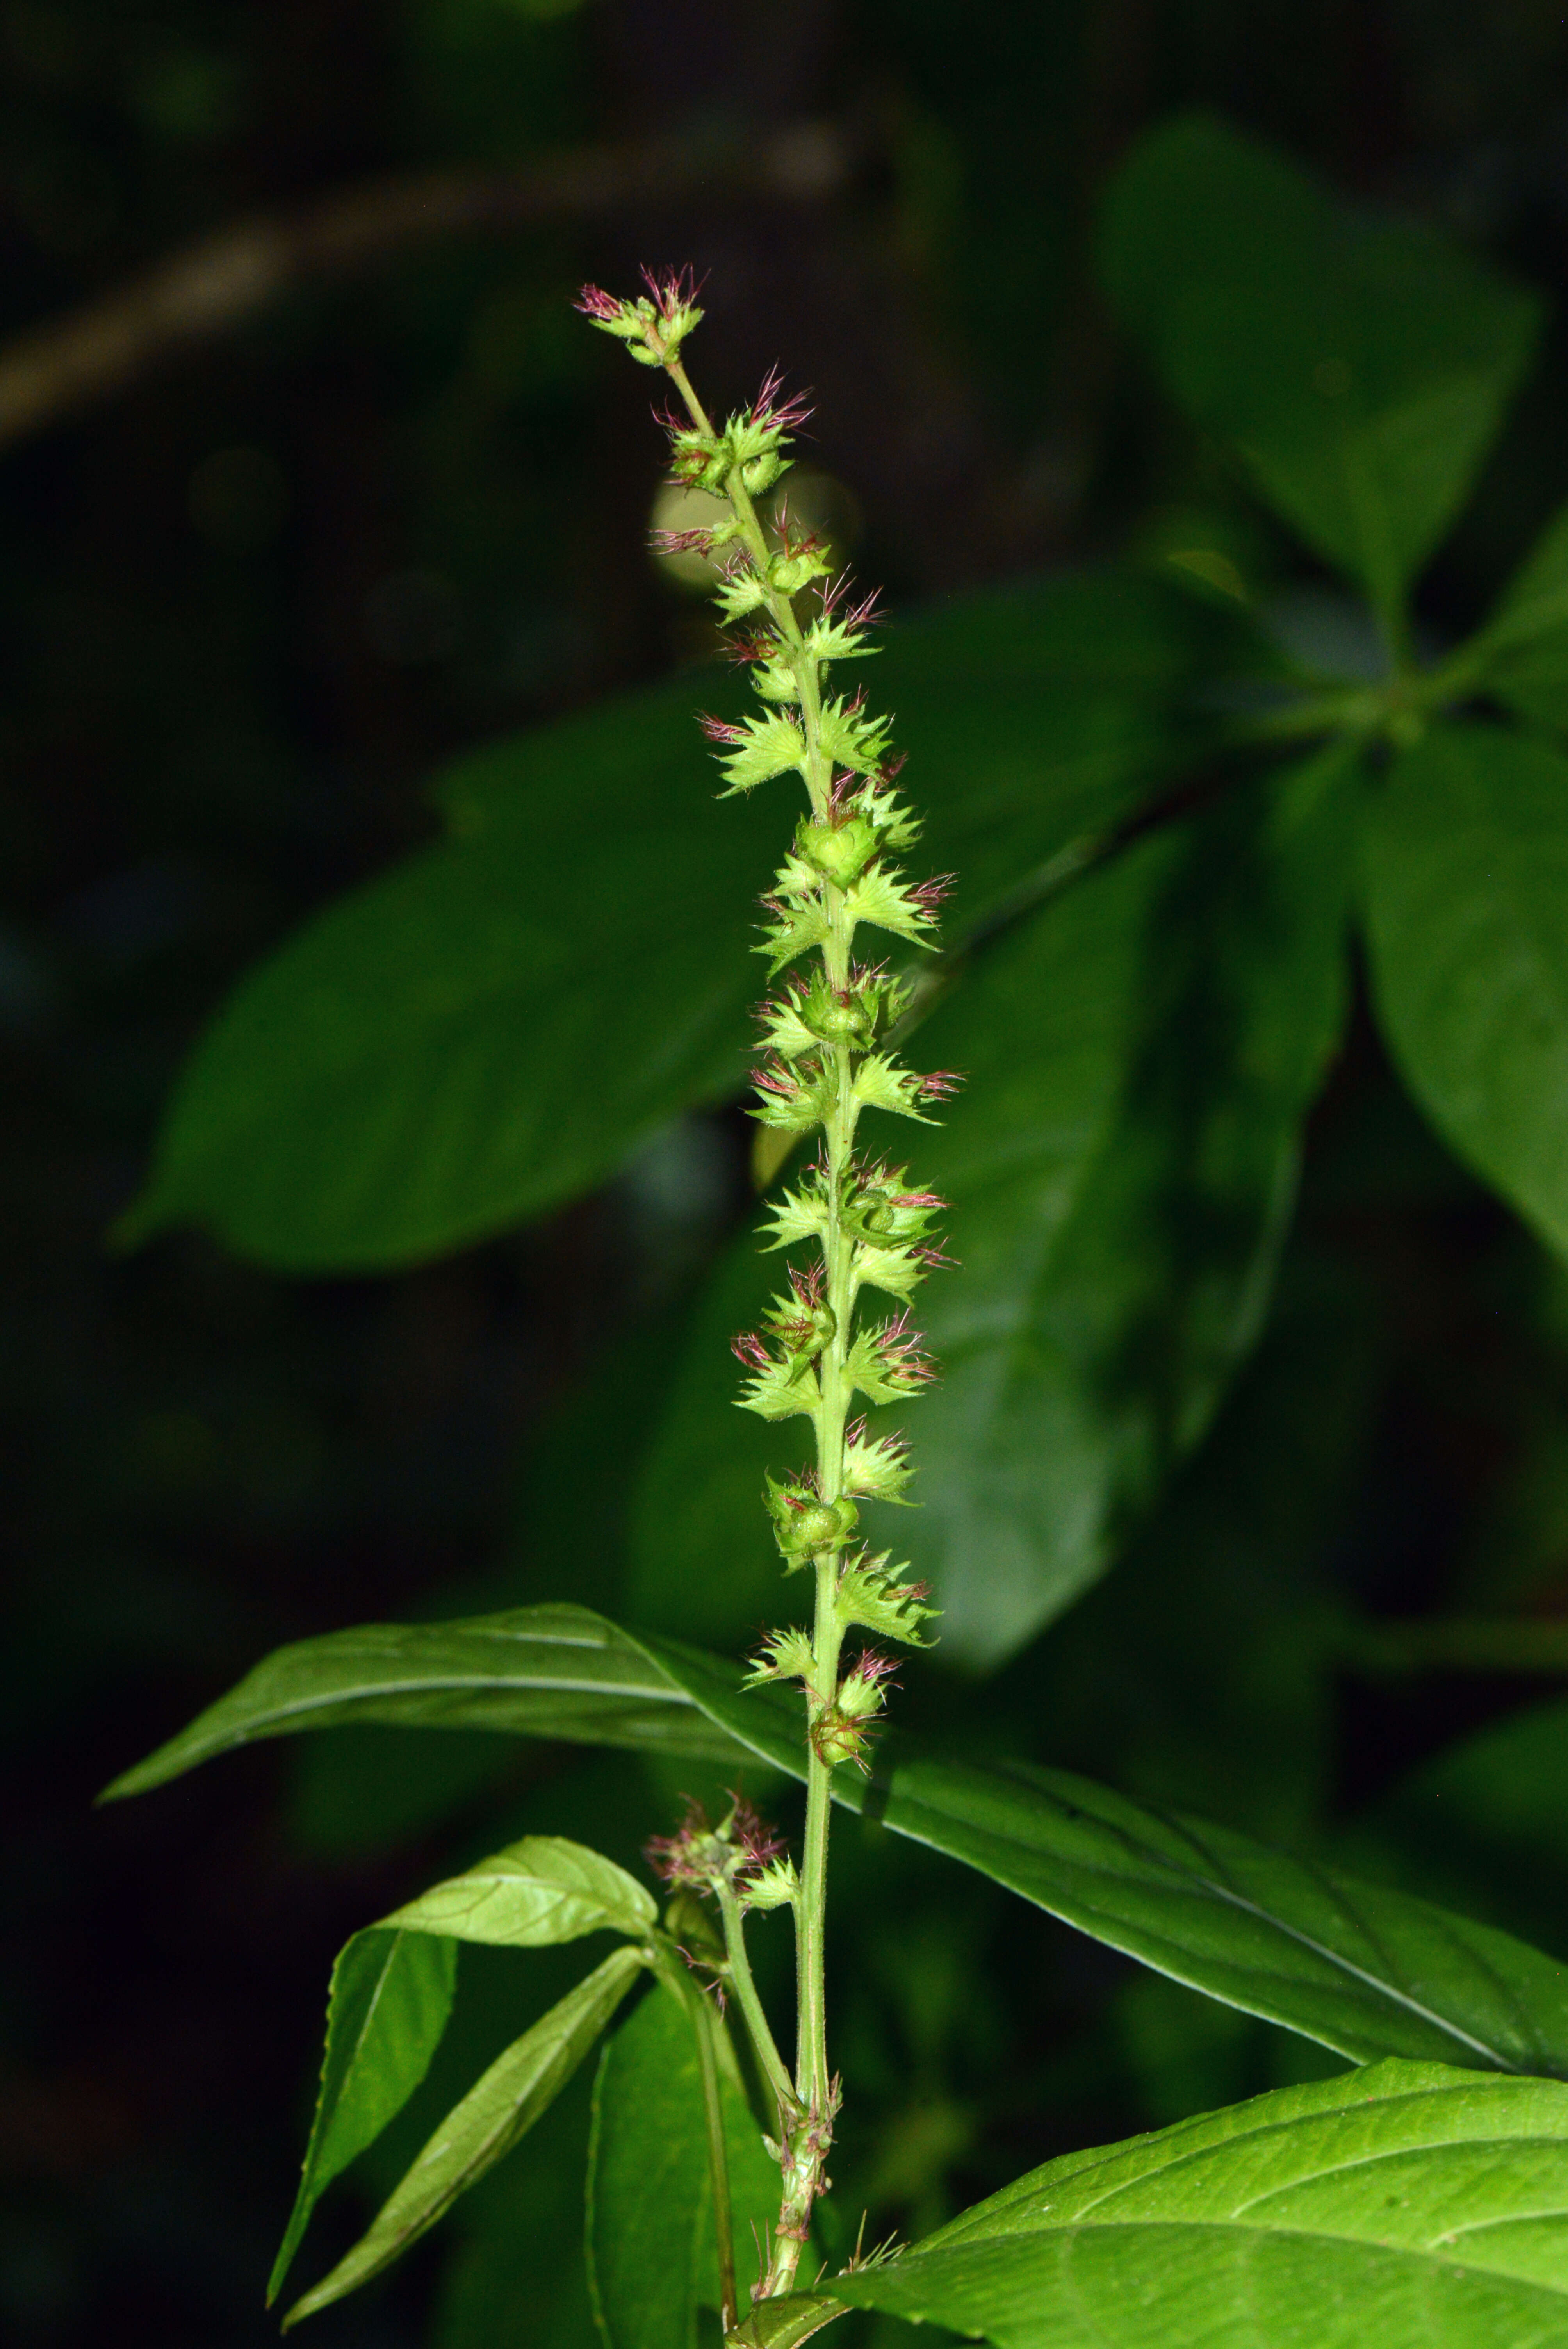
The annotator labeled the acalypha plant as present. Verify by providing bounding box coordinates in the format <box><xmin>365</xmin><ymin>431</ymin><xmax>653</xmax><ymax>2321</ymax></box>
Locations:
<box><xmin>107</xmin><ymin>114</ymin><xmax>1568</xmax><ymax>2349</ymax></box>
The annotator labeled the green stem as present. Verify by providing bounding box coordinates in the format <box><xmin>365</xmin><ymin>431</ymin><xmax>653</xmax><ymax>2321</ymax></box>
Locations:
<box><xmin>716</xmin><ymin>1884</ymin><xmax>797</xmax><ymax>2122</ymax></box>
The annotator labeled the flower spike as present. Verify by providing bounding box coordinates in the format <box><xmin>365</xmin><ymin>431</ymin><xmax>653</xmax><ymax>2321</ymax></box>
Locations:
<box><xmin>582</xmin><ymin>273</ymin><xmax>958</xmax><ymax>2303</ymax></box>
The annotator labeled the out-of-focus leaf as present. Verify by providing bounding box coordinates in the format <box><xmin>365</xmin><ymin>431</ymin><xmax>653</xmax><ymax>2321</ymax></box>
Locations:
<box><xmin>283</xmin><ymin>1944</ymin><xmax>644</xmax><ymax>2327</ymax></box>
<box><xmin>285</xmin><ymin>1726</ymin><xmax>519</xmax><ymax>1858</ymax></box>
<box><xmin>1468</xmin><ymin>500</ymin><xmax>1568</xmax><ymax>732</ymax></box>
<box><xmin>382</xmin><ymin>1833</ymin><xmax>655</xmax><ymax>1946</ymax></box>
<box><xmin>586</xmin><ymin>1980</ymin><xmax>785</xmax><ymax>2348</ymax></box>
<box><xmin>831</xmin><ymin>2062</ymin><xmax>1568</xmax><ymax>2348</ymax></box>
<box><xmin>120</xmin><ymin>574</ymin><xmax>1255</xmax><ymax>1271</ymax></box>
<box><xmin>99</xmin><ymin>1604</ymin><xmax>740</xmax><ymax>1798</ymax></box>
<box><xmin>1364</xmin><ymin>723</ymin><xmax>1568</xmax><ymax>1257</ymax></box>
<box><xmin>269</xmin><ymin>1928</ymin><xmax>456</xmax><ymax>2303</ymax></box>
<box><xmin>633</xmin><ymin>745</ymin><xmax>1355</xmax><ymax>1667</ymax></box>
<box><xmin>1101</xmin><ymin>114</ymin><xmax>1540</xmax><ymax>632</ymax></box>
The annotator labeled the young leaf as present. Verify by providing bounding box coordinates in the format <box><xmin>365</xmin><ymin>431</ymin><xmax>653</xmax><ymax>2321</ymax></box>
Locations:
<box><xmin>118</xmin><ymin>574</ymin><xmax>1251</xmax><ymax>1273</ymax></box>
<box><xmin>586</xmin><ymin>1979</ymin><xmax>786</xmax><ymax>2349</ymax></box>
<box><xmin>1101</xmin><ymin>113</ymin><xmax>1540</xmax><ymax>634</ymax></box>
<box><xmin>269</xmin><ymin>1927</ymin><xmax>456</xmax><ymax>2303</ymax></box>
<box><xmin>98</xmin><ymin>1603</ymin><xmax>740</xmax><ymax>1799</ymax></box>
<box><xmin>283</xmin><ymin>1944</ymin><xmax>645</xmax><ymax>2328</ymax></box>
<box><xmin>1363</xmin><ymin>722</ymin><xmax>1568</xmax><ymax>1258</ymax></box>
<box><xmin>381</xmin><ymin>1835</ymin><xmax>655</xmax><ymax>1947</ymax></box>
<box><xmin>832</xmin><ymin>2060</ymin><xmax>1568</xmax><ymax>2348</ymax></box>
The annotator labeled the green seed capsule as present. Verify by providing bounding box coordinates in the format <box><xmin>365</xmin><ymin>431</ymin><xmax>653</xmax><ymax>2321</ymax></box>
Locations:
<box><xmin>798</xmin><ymin>815</ymin><xmax>877</xmax><ymax>886</ymax></box>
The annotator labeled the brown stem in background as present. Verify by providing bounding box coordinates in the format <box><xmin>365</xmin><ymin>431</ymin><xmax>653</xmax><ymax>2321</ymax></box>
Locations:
<box><xmin>0</xmin><ymin>120</ymin><xmax>857</xmax><ymax>455</ymax></box>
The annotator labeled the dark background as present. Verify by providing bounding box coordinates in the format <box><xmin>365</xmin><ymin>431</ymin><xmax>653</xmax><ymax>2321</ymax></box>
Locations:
<box><xmin>9</xmin><ymin>4</ymin><xmax>1568</xmax><ymax>2344</ymax></box>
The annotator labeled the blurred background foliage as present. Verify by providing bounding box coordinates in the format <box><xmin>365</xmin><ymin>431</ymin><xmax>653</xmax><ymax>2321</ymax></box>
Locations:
<box><xmin>10</xmin><ymin>2</ymin><xmax>1568</xmax><ymax>2344</ymax></box>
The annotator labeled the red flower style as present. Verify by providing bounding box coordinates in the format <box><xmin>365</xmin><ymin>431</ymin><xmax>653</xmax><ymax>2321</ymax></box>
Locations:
<box><xmin>876</xmin><ymin>1310</ymin><xmax>937</xmax><ymax>1387</ymax></box>
<box><xmin>574</xmin><ymin>283</ymin><xmax>626</xmax><ymax>324</ymax></box>
<box><xmin>638</xmin><ymin>262</ymin><xmax>707</xmax><ymax>321</ymax></box>
<box><xmin>752</xmin><ymin>363</ymin><xmax>816</xmax><ymax>438</ymax></box>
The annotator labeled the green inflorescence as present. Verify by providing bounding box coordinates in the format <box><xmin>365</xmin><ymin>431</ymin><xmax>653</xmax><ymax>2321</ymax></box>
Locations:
<box><xmin>579</xmin><ymin>267</ymin><xmax>955</xmax><ymax>2300</ymax></box>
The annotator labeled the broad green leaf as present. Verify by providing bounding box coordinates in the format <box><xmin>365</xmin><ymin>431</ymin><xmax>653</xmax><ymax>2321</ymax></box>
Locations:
<box><xmin>269</xmin><ymin>1927</ymin><xmax>456</xmax><ymax>2303</ymax></box>
<box><xmin>98</xmin><ymin>1604</ymin><xmax>740</xmax><ymax>1799</ymax></box>
<box><xmin>110</xmin><ymin>1602</ymin><xmax>1568</xmax><ymax>2080</ymax></box>
<box><xmin>587</xmin><ymin>1978</ymin><xmax>786</xmax><ymax>2349</ymax></box>
<box><xmin>382</xmin><ymin>1834</ymin><xmax>655</xmax><ymax>1947</ymax></box>
<box><xmin>633</xmin><ymin>747</ymin><xmax>1354</xmax><ymax>1666</ymax></box>
<box><xmin>832</xmin><ymin>2061</ymin><xmax>1568</xmax><ymax>2348</ymax></box>
<box><xmin>1101</xmin><ymin>114</ymin><xmax>1540</xmax><ymax>631</ymax></box>
<box><xmin>121</xmin><ymin>573</ymin><xmax>1253</xmax><ymax>1271</ymax></box>
<box><xmin>633</xmin><ymin>1632</ymin><xmax>1568</xmax><ymax>2078</ymax></box>
<box><xmin>1363</xmin><ymin>723</ymin><xmax>1568</xmax><ymax>1257</ymax></box>
<box><xmin>284</xmin><ymin>1944</ymin><xmax>644</xmax><ymax>2327</ymax></box>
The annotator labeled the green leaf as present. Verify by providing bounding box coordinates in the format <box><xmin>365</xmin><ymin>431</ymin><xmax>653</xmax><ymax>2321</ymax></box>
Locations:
<box><xmin>1363</xmin><ymin>722</ymin><xmax>1568</xmax><ymax>1258</ymax></box>
<box><xmin>1101</xmin><ymin>114</ymin><xmax>1540</xmax><ymax>631</ymax></box>
<box><xmin>113</xmin><ymin>1602</ymin><xmax>1568</xmax><ymax>2081</ymax></box>
<box><xmin>633</xmin><ymin>746</ymin><xmax>1355</xmax><ymax>1666</ymax></box>
<box><xmin>586</xmin><ymin>1978</ymin><xmax>785</xmax><ymax>2349</ymax></box>
<box><xmin>729</xmin><ymin>2294</ymin><xmax>846</xmax><ymax>2349</ymax></box>
<box><xmin>283</xmin><ymin>1944</ymin><xmax>645</xmax><ymax>2328</ymax></box>
<box><xmin>831</xmin><ymin>2060</ymin><xmax>1568</xmax><ymax>2348</ymax></box>
<box><xmin>121</xmin><ymin>574</ymin><xmax>1253</xmax><ymax>1271</ymax></box>
<box><xmin>381</xmin><ymin>1834</ymin><xmax>656</xmax><ymax>1947</ymax></box>
<box><xmin>1466</xmin><ymin>499</ymin><xmax>1568</xmax><ymax>731</ymax></box>
<box><xmin>632</xmin><ymin>1633</ymin><xmax>1568</xmax><ymax>2079</ymax></box>
<box><xmin>269</xmin><ymin>1927</ymin><xmax>456</xmax><ymax>2303</ymax></box>
<box><xmin>433</xmin><ymin>2075</ymin><xmax>599</xmax><ymax>2349</ymax></box>
<box><xmin>98</xmin><ymin>1604</ymin><xmax>740</xmax><ymax>1799</ymax></box>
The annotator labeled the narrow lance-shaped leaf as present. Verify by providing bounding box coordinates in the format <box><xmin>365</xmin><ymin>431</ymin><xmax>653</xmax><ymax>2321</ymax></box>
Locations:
<box><xmin>269</xmin><ymin>1927</ymin><xmax>456</xmax><ymax>2304</ymax></box>
<box><xmin>97</xmin><ymin>1604</ymin><xmax>742</xmax><ymax>1799</ymax></box>
<box><xmin>283</xmin><ymin>1944</ymin><xmax>646</xmax><ymax>2329</ymax></box>
<box><xmin>381</xmin><ymin>1834</ymin><xmax>656</xmax><ymax>1947</ymax></box>
<box><xmin>106</xmin><ymin>1603</ymin><xmax>1568</xmax><ymax>2084</ymax></box>
<box><xmin>1363</xmin><ymin>722</ymin><xmax>1568</xmax><ymax>1259</ymax></box>
<box><xmin>636</xmin><ymin>1628</ymin><xmax>1568</xmax><ymax>2082</ymax></box>
<box><xmin>831</xmin><ymin>2061</ymin><xmax>1568</xmax><ymax>2349</ymax></box>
